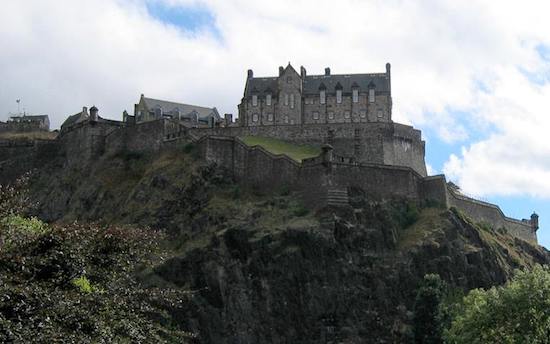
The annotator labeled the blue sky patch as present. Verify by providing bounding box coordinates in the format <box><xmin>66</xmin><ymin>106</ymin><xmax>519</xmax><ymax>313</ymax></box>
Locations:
<box><xmin>145</xmin><ymin>1</ymin><xmax>221</xmax><ymax>39</ymax></box>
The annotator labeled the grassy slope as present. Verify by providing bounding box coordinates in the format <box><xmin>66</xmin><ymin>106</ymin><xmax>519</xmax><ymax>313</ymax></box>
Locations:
<box><xmin>239</xmin><ymin>136</ymin><xmax>321</xmax><ymax>162</ymax></box>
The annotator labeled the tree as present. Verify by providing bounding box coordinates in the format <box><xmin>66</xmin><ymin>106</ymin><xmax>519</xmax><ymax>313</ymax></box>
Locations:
<box><xmin>413</xmin><ymin>273</ymin><xmax>446</xmax><ymax>343</ymax></box>
<box><xmin>444</xmin><ymin>265</ymin><xmax>550</xmax><ymax>344</ymax></box>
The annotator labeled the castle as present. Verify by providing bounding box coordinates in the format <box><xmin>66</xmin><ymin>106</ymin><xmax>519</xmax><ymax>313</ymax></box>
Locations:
<box><xmin>0</xmin><ymin>114</ymin><xmax>50</xmax><ymax>133</ymax></box>
<box><xmin>0</xmin><ymin>64</ymin><xmax>540</xmax><ymax>244</ymax></box>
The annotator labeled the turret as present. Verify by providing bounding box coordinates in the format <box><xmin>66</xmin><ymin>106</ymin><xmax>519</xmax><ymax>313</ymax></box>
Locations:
<box><xmin>324</xmin><ymin>67</ymin><xmax>331</xmax><ymax>76</ymax></box>
<box><xmin>386</xmin><ymin>62</ymin><xmax>391</xmax><ymax>94</ymax></box>
<box><xmin>531</xmin><ymin>212</ymin><xmax>539</xmax><ymax>231</ymax></box>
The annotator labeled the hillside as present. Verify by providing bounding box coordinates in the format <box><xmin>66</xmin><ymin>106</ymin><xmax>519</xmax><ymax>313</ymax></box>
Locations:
<box><xmin>1</xmin><ymin>144</ymin><xmax>548</xmax><ymax>343</ymax></box>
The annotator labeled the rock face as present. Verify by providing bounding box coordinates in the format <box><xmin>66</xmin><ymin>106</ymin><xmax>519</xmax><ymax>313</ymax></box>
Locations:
<box><xmin>7</xmin><ymin>147</ymin><xmax>550</xmax><ymax>343</ymax></box>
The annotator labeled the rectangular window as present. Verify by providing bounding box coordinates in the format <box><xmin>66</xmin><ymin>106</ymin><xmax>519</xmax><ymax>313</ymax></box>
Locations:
<box><xmin>267</xmin><ymin>113</ymin><xmax>273</xmax><ymax>121</ymax></box>
<box><xmin>369</xmin><ymin>89</ymin><xmax>375</xmax><ymax>103</ymax></box>
<box><xmin>353</xmin><ymin>89</ymin><xmax>359</xmax><ymax>103</ymax></box>
<box><xmin>313</xmin><ymin>111</ymin><xmax>319</xmax><ymax>120</ymax></box>
<box><xmin>266</xmin><ymin>94</ymin><xmax>271</xmax><ymax>106</ymax></box>
<box><xmin>252</xmin><ymin>113</ymin><xmax>259</xmax><ymax>122</ymax></box>
<box><xmin>360</xmin><ymin>110</ymin><xmax>367</xmax><ymax>118</ymax></box>
<box><xmin>320</xmin><ymin>90</ymin><xmax>326</xmax><ymax>104</ymax></box>
<box><xmin>377</xmin><ymin>109</ymin><xmax>383</xmax><ymax>118</ymax></box>
<box><xmin>252</xmin><ymin>95</ymin><xmax>258</xmax><ymax>107</ymax></box>
<box><xmin>344</xmin><ymin>111</ymin><xmax>351</xmax><ymax>119</ymax></box>
<box><xmin>290</xmin><ymin>94</ymin><xmax>295</xmax><ymax>109</ymax></box>
<box><xmin>336</xmin><ymin>89</ymin><xmax>342</xmax><ymax>104</ymax></box>
<box><xmin>284</xmin><ymin>94</ymin><xmax>289</xmax><ymax>106</ymax></box>
<box><xmin>287</xmin><ymin>76</ymin><xmax>292</xmax><ymax>84</ymax></box>
<box><xmin>328</xmin><ymin>111</ymin><xmax>334</xmax><ymax>120</ymax></box>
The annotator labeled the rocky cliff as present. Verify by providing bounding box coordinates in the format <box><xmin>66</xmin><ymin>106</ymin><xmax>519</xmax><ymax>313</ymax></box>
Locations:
<box><xmin>3</xmin><ymin>144</ymin><xmax>549</xmax><ymax>343</ymax></box>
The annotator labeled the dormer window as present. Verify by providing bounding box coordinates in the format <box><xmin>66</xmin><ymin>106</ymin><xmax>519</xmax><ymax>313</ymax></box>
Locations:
<box><xmin>353</xmin><ymin>89</ymin><xmax>359</xmax><ymax>103</ymax></box>
<box><xmin>252</xmin><ymin>95</ymin><xmax>258</xmax><ymax>107</ymax></box>
<box><xmin>266</xmin><ymin>94</ymin><xmax>272</xmax><ymax>106</ymax></box>
<box><xmin>369</xmin><ymin>89</ymin><xmax>375</xmax><ymax>103</ymax></box>
<box><xmin>336</xmin><ymin>89</ymin><xmax>342</xmax><ymax>104</ymax></box>
<box><xmin>320</xmin><ymin>90</ymin><xmax>326</xmax><ymax>104</ymax></box>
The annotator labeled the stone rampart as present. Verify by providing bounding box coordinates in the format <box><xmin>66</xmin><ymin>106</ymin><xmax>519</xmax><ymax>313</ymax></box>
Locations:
<box><xmin>188</xmin><ymin>122</ymin><xmax>427</xmax><ymax>176</ymax></box>
<box><xmin>446</xmin><ymin>187</ymin><xmax>537</xmax><ymax>242</ymax></box>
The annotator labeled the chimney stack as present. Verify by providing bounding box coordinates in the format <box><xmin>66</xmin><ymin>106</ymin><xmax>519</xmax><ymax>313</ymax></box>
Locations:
<box><xmin>325</xmin><ymin>67</ymin><xmax>331</xmax><ymax>76</ymax></box>
<box><xmin>279</xmin><ymin>66</ymin><xmax>284</xmax><ymax>76</ymax></box>
<box><xmin>300</xmin><ymin>66</ymin><xmax>307</xmax><ymax>78</ymax></box>
<box><xmin>89</xmin><ymin>106</ymin><xmax>98</xmax><ymax>122</ymax></box>
<box><xmin>247</xmin><ymin>69</ymin><xmax>253</xmax><ymax>79</ymax></box>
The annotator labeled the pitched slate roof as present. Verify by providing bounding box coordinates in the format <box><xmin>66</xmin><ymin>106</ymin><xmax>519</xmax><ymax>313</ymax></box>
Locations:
<box><xmin>142</xmin><ymin>97</ymin><xmax>220</xmax><ymax>120</ymax></box>
<box><xmin>244</xmin><ymin>73</ymin><xmax>389</xmax><ymax>97</ymax></box>
<box><xmin>61</xmin><ymin>111</ymin><xmax>88</xmax><ymax>129</ymax></box>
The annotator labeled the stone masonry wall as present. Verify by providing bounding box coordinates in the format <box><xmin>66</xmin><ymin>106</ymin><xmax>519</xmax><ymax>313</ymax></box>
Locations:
<box><xmin>188</xmin><ymin>122</ymin><xmax>427</xmax><ymax>176</ymax></box>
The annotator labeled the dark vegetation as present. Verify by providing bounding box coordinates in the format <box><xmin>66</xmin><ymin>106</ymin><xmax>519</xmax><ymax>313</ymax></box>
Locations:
<box><xmin>0</xmin><ymin>176</ymin><xmax>195</xmax><ymax>343</ymax></box>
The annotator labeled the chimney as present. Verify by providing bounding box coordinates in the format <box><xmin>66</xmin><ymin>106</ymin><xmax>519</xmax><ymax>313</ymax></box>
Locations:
<box><xmin>386</xmin><ymin>62</ymin><xmax>391</xmax><ymax>94</ymax></box>
<box><xmin>279</xmin><ymin>66</ymin><xmax>284</xmax><ymax>76</ymax></box>
<box><xmin>247</xmin><ymin>69</ymin><xmax>253</xmax><ymax>79</ymax></box>
<box><xmin>89</xmin><ymin>106</ymin><xmax>98</xmax><ymax>122</ymax></box>
<box><xmin>324</xmin><ymin>67</ymin><xmax>331</xmax><ymax>76</ymax></box>
<box><xmin>300</xmin><ymin>66</ymin><xmax>307</xmax><ymax>78</ymax></box>
<box><xmin>82</xmin><ymin>106</ymin><xmax>88</xmax><ymax>116</ymax></box>
<box><xmin>531</xmin><ymin>212</ymin><xmax>539</xmax><ymax>231</ymax></box>
<box><xmin>224</xmin><ymin>113</ymin><xmax>233</xmax><ymax>126</ymax></box>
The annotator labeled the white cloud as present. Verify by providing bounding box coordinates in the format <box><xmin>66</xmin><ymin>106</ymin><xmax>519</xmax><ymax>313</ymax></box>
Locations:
<box><xmin>1</xmin><ymin>0</ymin><xmax>550</xmax><ymax>197</ymax></box>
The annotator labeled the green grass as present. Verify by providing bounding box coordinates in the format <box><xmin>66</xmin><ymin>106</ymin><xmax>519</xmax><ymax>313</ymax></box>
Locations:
<box><xmin>239</xmin><ymin>136</ymin><xmax>321</xmax><ymax>162</ymax></box>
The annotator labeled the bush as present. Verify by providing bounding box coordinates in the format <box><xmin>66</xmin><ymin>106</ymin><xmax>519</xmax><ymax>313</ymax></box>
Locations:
<box><xmin>72</xmin><ymin>276</ymin><xmax>93</xmax><ymax>293</ymax></box>
<box><xmin>2</xmin><ymin>214</ymin><xmax>48</xmax><ymax>234</ymax></box>
<box><xmin>444</xmin><ymin>265</ymin><xmax>550</xmax><ymax>343</ymax></box>
<box><xmin>413</xmin><ymin>274</ymin><xmax>446</xmax><ymax>344</ymax></box>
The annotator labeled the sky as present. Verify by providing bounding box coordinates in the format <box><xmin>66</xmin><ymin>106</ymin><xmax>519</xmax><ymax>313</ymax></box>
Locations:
<box><xmin>0</xmin><ymin>0</ymin><xmax>549</xmax><ymax>248</ymax></box>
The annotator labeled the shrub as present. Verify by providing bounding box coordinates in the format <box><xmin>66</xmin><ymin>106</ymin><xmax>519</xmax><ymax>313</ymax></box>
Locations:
<box><xmin>444</xmin><ymin>265</ymin><xmax>550</xmax><ymax>344</ymax></box>
<box><xmin>290</xmin><ymin>201</ymin><xmax>309</xmax><ymax>217</ymax></box>
<box><xmin>2</xmin><ymin>214</ymin><xmax>48</xmax><ymax>234</ymax></box>
<box><xmin>413</xmin><ymin>274</ymin><xmax>446</xmax><ymax>344</ymax></box>
<box><xmin>72</xmin><ymin>276</ymin><xmax>93</xmax><ymax>293</ymax></box>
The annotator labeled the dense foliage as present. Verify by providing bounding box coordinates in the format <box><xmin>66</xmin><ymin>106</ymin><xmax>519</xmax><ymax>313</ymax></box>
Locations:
<box><xmin>0</xmin><ymin>177</ymin><xmax>194</xmax><ymax>343</ymax></box>
<box><xmin>413</xmin><ymin>274</ymin><xmax>446</xmax><ymax>343</ymax></box>
<box><xmin>444</xmin><ymin>264</ymin><xmax>550</xmax><ymax>343</ymax></box>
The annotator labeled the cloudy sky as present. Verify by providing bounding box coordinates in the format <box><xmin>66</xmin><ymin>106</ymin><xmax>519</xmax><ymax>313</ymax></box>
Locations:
<box><xmin>1</xmin><ymin>0</ymin><xmax>549</xmax><ymax>247</ymax></box>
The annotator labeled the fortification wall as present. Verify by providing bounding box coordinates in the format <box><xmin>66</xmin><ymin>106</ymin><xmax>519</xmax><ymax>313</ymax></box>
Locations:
<box><xmin>188</xmin><ymin>122</ymin><xmax>427</xmax><ymax>176</ymax></box>
<box><xmin>447</xmin><ymin>188</ymin><xmax>537</xmax><ymax>242</ymax></box>
<box><xmin>0</xmin><ymin>139</ymin><xmax>60</xmax><ymax>184</ymax></box>
<box><xmin>105</xmin><ymin>119</ymin><xmax>166</xmax><ymax>154</ymax></box>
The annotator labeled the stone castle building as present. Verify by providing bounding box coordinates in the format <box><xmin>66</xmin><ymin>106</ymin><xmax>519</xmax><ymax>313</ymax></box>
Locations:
<box><xmin>131</xmin><ymin>94</ymin><xmax>220</xmax><ymax>126</ymax></box>
<box><xmin>0</xmin><ymin>114</ymin><xmax>50</xmax><ymax>132</ymax></box>
<box><xmin>236</xmin><ymin>63</ymin><xmax>427</xmax><ymax>177</ymax></box>
<box><xmin>239</xmin><ymin>63</ymin><xmax>391</xmax><ymax>126</ymax></box>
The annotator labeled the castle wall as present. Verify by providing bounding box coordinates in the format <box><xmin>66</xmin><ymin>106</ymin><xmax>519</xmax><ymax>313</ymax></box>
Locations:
<box><xmin>0</xmin><ymin>139</ymin><xmax>60</xmax><ymax>184</ymax></box>
<box><xmin>105</xmin><ymin>119</ymin><xmax>166</xmax><ymax>154</ymax></box>
<box><xmin>446</xmin><ymin>188</ymin><xmax>537</xmax><ymax>243</ymax></box>
<box><xmin>188</xmin><ymin>122</ymin><xmax>427</xmax><ymax>176</ymax></box>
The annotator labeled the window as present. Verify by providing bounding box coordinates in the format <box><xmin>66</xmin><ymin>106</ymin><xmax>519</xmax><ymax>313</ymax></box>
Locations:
<box><xmin>252</xmin><ymin>113</ymin><xmax>259</xmax><ymax>122</ymax></box>
<box><xmin>284</xmin><ymin>94</ymin><xmax>289</xmax><ymax>106</ymax></box>
<box><xmin>369</xmin><ymin>89</ymin><xmax>375</xmax><ymax>103</ymax></box>
<box><xmin>360</xmin><ymin>110</ymin><xmax>367</xmax><ymax>118</ymax></box>
<box><xmin>252</xmin><ymin>95</ymin><xmax>258</xmax><ymax>107</ymax></box>
<box><xmin>320</xmin><ymin>90</ymin><xmax>326</xmax><ymax>104</ymax></box>
<box><xmin>284</xmin><ymin>115</ymin><xmax>289</xmax><ymax>124</ymax></box>
<box><xmin>266</xmin><ymin>94</ymin><xmax>271</xmax><ymax>106</ymax></box>
<box><xmin>290</xmin><ymin>94</ymin><xmax>295</xmax><ymax>109</ymax></box>
<box><xmin>267</xmin><ymin>113</ymin><xmax>273</xmax><ymax>121</ymax></box>
<box><xmin>336</xmin><ymin>89</ymin><xmax>342</xmax><ymax>104</ymax></box>
<box><xmin>353</xmin><ymin>89</ymin><xmax>359</xmax><ymax>103</ymax></box>
<box><xmin>287</xmin><ymin>76</ymin><xmax>292</xmax><ymax>83</ymax></box>
<box><xmin>313</xmin><ymin>111</ymin><xmax>319</xmax><ymax>120</ymax></box>
<box><xmin>328</xmin><ymin>111</ymin><xmax>334</xmax><ymax>120</ymax></box>
<box><xmin>377</xmin><ymin>109</ymin><xmax>383</xmax><ymax>118</ymax></box>
<box><xmin>344</xmin><ymin>111</ymin><xmax>351</xmax><ymax>119</ymax></box>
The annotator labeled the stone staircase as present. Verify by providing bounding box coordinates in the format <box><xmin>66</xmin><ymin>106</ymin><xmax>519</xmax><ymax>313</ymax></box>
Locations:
<box><xmin>326</xmin><ymin>188</ymin><xmax>349</xmax><ymax>207</ymax></box>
